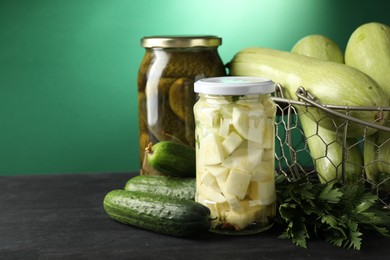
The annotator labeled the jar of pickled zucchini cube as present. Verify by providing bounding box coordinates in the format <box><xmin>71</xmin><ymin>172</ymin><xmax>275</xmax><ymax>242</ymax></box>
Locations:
<box><xmin>193</xmin><ymin>76</ymin><xmax>277</xmax><ymax>234</ymax></box>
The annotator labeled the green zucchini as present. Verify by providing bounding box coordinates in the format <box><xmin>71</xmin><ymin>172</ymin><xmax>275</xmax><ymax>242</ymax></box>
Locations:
<box><xmin>103</xmin><ymin>189</ymin><xmax>211</xmax><ymax>237</ymax></box>
<box><xmin>345</xmin><ymin>22</ymin><xmax>390</xmax><ymax>192</ymax></box>
<box><xmin>363</xmin><ymin>123</ymin><xmax>390</xmax><ymax>192</ymax></box>
<box><xmin>291</xmin><ymin>34</ymin><xmax>344</xmax><ymax>63</ymax></box>
<box><xmin>345</xmin><ymin>22</ymin><xmax>390</xmax><ymax>96</ymax></box>
<box><xmin>291</xmin><ymin>34</ymin><xmax>363</xmax><ymax>185</ymax></box>
<box><xmin>124</xmin><ymin>175</ymin><xmax>195</xmax><ymax>200</ymax></box>
<box><xmin>299</xmin><ymin>113</ymin><xmax>363</xmax><ymax>184</ymax></box>
<box><xmin>146</xmin><ymin>141</ymin><xmax>196</xmax><ymax>177</ymax></box>
<box><xmin>230</xmin><ymin>47</ymin><xmax>389</xmax><ymax>137</ymax></box>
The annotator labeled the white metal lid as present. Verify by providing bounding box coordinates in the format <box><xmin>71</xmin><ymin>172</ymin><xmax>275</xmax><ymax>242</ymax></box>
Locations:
<box><xmin>194</xmin><ymin>76</ymin><xmax>275</xmax><ymax>95</ymax></box>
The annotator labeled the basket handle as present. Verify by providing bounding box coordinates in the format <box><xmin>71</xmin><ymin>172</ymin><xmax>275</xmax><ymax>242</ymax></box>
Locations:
<box><xmin>295</xmin><ymin>86</ymin><xmax>390</xmax><ymax>133</ymax></box>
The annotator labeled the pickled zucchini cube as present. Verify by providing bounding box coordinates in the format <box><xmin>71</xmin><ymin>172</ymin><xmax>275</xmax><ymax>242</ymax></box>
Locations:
<box><xmin>251</xmin><ymin>160</ymin><xmax>274</xmax><ymax>182</ymax></box>
<box><xmin>206</xmin><ymin>166</ymin><xmax>229</xmax><ymax>191</ymax></box>
<box><xmin>222</xmin><ymin>131</ymin><xmax>243</xmax><ymax>155</ymax></box>
<box><xmin>219</xmin><ymin>117</ymin><xmax>231</xmax><ymax>138</ymax></box>
<box><xmin>198</xmin><ymin>107</ymin><xmax>221</xmax><ymax>128</ymax></box>
<box><xmin>232</xmin><ymin>106</ymin><xmax>266</xmax><ymax>143</ymax></box>
<box><xmin>225</xmin><ymin>193</ymin><xmax>242</xmax><ymax>211</ymax></box>
<box><xmin>262</xmin><ymin>118</ymin><xmax>275</xmax><ymax>149</ymax></box>
<box><xmin>198</xmin><ymin>184</ymin><xmax>227</xmax><ymax>203</ymax></box>
<box><xmin>222</xmin><ymin>147</ymin><xmax>263</xmax><ymax>173</ymax></box>
<box><xmin>199</xmin><ymin>132</ymin><xmax>225</xmax><ymax>165</ymax></box>
<box><xmin>223</xmin><ymin>170</ymin><xmax>252</xmax><ymax>200</ymax></box>
<box><xmin>248</xmin><ymin>180</ymin><xmax>276</xmax><ymax>206</ymax></box>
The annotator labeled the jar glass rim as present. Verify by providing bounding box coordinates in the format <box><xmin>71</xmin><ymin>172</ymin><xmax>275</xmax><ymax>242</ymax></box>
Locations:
<box><xmin>141</xmin><ymin>35</ymin><xmax>222</xmax><ymax>48</ymax></box>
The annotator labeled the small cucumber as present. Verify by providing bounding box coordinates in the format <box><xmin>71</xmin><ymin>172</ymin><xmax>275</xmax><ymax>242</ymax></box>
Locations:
<box><xmin>146</xmin><ymin>141</ymin><xmax>196</xmax><ymax>177</ymax></box>
<box><xmin>125</xmin><ymin>175</ymin><xmax>195</xmax><ymax>200</ymax></box>
<box><xmin>103</xmin><ymin>190</ymin><xmax>211</xmax><ymax>237</ymax></box>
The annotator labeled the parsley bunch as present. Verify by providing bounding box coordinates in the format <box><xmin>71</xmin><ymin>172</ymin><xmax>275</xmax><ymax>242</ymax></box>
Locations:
<box><xmin>275</xmin><ymin>174</ymin><xmax>390</xmax><ymax>250</ymax></box>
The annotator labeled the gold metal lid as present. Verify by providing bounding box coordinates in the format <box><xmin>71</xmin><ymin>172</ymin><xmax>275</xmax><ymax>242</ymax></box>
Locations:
<box><xmin>141</xmin><ymin>35</ymin><xmax>222</xmax><ymax>48</ymax></box>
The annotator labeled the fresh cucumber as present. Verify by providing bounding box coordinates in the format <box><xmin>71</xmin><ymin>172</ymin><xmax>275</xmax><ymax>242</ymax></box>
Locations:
<box><xmin>124</xmin><ymin>175</ymin><xmax>195</xmax><ymax>200</ymax></box>
<box><xmin>146</xmin><ymin>141</ymin><xmax>196</xmax><ymax>177</ymax></box>
<box><xmin>103</xmin><ymin>190</ymin><xmax>211</xmax><ymax>237</ymax></box>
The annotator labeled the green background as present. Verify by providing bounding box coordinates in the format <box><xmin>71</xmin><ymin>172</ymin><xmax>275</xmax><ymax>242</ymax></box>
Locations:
<box><xmin>1</xmin><ymin>0</ymin><xmax>389</xmax><ymax>176</ymax></box>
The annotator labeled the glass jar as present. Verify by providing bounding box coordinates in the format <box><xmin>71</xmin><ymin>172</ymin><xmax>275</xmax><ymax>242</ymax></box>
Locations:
<box><xmin>137</xmin><ymin>36</ymin><xmax>226</xmax><ymax>175</ymax></box>
<box><xmin>193</xmin><ymin>76</ymin><xmax>277</xmax><ymax>234</ymax></box>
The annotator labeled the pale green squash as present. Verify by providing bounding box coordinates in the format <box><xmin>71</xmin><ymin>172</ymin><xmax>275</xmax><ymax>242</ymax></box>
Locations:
<box><xmin>292</xmin><ymin>34</ymin><xmax>344</xmax><ymax>63</ymax></box>
<box><xmin>230</xmin><ymin>47</ymin><xmax>389</xmax><ymax>137</ymax></box>
<box><xmin>345</xmin><ymin>22</ymin><xmax>390</xmax><ymax>192</ymax></box>
<box><xmin>291</xmin><ymin>35</ymin><xmax>362</xmax><ymax>184</ymax></box>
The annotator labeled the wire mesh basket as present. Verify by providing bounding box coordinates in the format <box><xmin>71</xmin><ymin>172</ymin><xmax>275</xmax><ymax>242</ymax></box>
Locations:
<box><xmin>272</xmin><ymin>84</ymin><xmax>390</xmax><ymax>208</ymax></box>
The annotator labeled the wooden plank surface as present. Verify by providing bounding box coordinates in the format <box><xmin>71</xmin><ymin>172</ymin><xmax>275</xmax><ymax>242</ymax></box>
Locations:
<box><xmin>0</xmin><ymin>172</ymin><xmax>388</xmax><ymax>259</ymax></box>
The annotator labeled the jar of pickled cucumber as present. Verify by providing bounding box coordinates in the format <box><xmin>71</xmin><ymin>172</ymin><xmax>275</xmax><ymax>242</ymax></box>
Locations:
<box><xmin>193</xmin><ymin>76</ymin><xmax>277</xmax><ymax>234</ymax></box>
<box><xmin>138</xmin><ymin>36</ymin><xmax>226</xmax><ymax>175</ymax></box>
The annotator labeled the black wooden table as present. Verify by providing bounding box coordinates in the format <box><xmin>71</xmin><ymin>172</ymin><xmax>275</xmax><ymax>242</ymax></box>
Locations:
<box><xmin>0</xmin><ymin>172</ymin><xmax>388</xmax><ymax>259</ymax></box>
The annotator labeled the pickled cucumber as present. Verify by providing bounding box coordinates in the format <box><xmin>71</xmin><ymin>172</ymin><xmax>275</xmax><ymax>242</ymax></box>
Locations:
<box><xmin>169</xmin><ymin>78</ymin><xmax>196</xmax><ymax>122</ymax></box>
<box><xmin>140</xmin><ymin>77</ymin><xmax>194</xmax><ymax>147</ymax></box>
<box><xmin>137</xmin><ymin>46</ymin><xmax>226</xmax><ymax>175</ymax></box>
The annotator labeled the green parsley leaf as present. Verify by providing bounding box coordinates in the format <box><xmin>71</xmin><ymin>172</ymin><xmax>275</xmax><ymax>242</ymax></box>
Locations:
<box><xmin>275</xmin><ymin>174</ymin><xmax>390</xmax><ymax>250</ymax></box>
<box><xmin>318</xmin><ymin>183</ymin><xmax>343</xmax><ymax>204</ymax></box>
